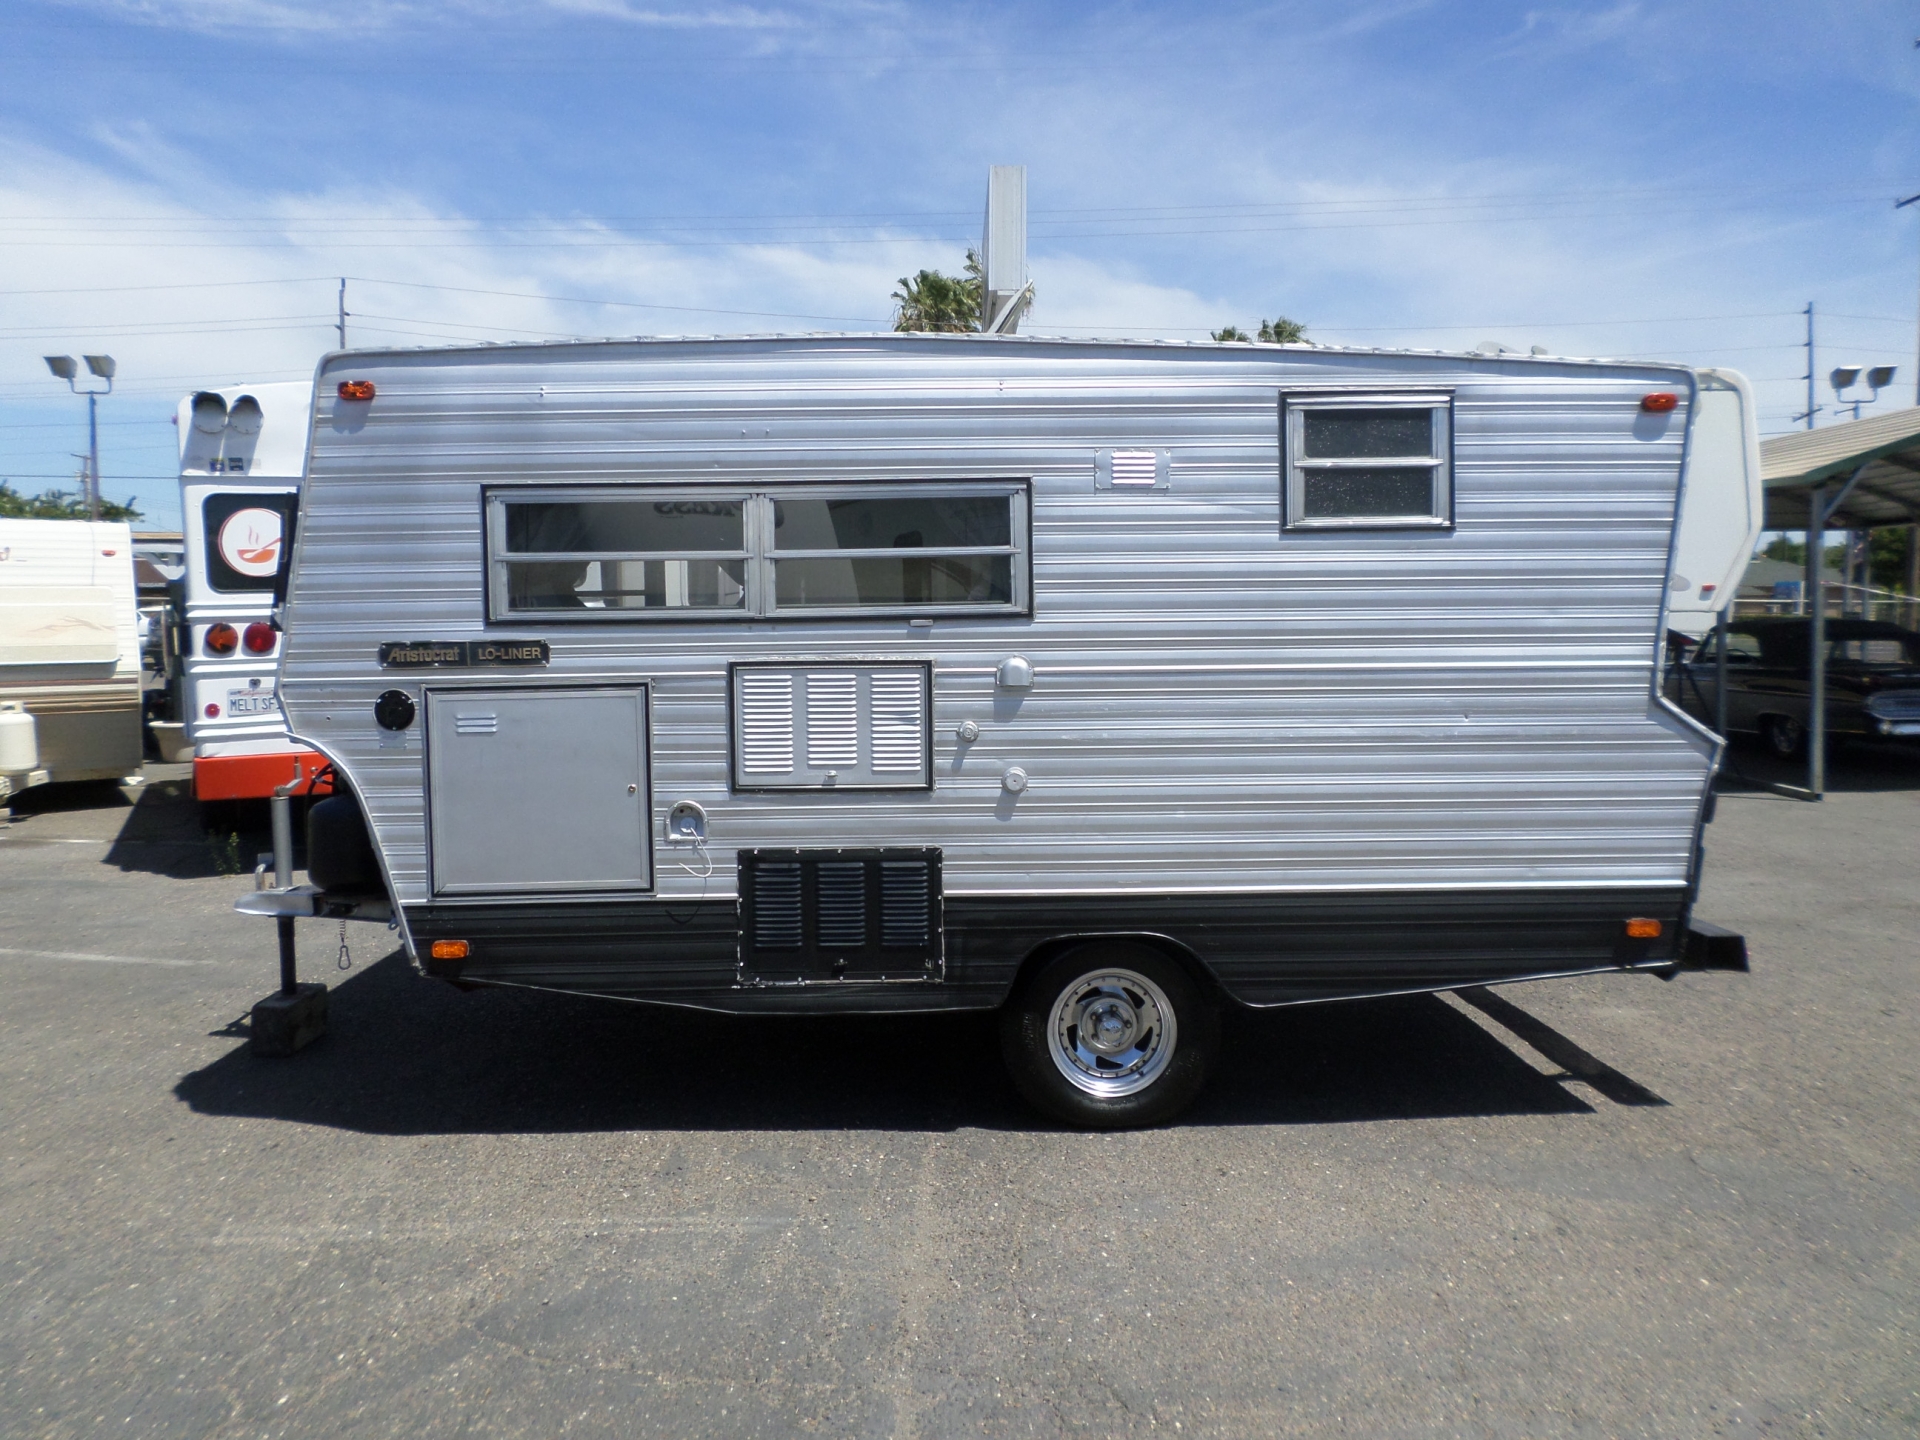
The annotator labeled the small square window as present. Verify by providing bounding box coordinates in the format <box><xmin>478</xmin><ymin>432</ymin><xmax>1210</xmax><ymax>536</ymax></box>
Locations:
<box><xmin>1283</xmin><ymin>394</ymin><xmax>1452</xmax><ymax>529</ymax></box>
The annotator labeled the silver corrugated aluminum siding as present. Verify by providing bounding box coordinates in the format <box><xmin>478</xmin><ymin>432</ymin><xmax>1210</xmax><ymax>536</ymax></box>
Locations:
<box><xmin>280</xmin><ymin>334</ymin><xmax>1712</xmax><ymax>910</ymax></box>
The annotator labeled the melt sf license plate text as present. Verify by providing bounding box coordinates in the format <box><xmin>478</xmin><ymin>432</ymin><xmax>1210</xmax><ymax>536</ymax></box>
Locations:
<box><xmin>226</xmin><ymin>688</ymin><xmax>280</xmax><ymax>717</ymax></box>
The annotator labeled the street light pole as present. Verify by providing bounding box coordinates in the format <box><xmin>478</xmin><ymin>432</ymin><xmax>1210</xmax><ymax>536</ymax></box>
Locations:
<box><xmin>43</xmin><ymin>354</ymin><xmax>114</xmax><ymax>521</ymax></box>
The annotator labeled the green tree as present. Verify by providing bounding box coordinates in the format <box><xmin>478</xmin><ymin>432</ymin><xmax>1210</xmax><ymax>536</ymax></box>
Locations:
<box><xmin>0</xmin><ymin>480</ymin><xmax>142</xmax><ymax>522</ymax></box>
<box><xmin>893</xmin><ymin>249</ymin><xmax>984</xmax><ymax>332</ymax></box>
<box><xmin>1211</xmin><ymin>317</ymin><xmax>1309</xmax><ymax>344</ymax></box>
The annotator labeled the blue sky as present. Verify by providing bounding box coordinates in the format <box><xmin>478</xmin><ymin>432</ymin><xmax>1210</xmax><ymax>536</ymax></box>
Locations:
<box><xmin>3</xmin><ymin>0</ymin><xmax>1918</xmax><ymax>530</ymax></box>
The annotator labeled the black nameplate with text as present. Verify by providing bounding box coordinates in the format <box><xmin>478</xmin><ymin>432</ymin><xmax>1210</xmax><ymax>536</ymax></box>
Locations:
<box><xmin>379</xmin><ymin>640</ymin><xmax>550</xmax><ymax>669</ymax></box>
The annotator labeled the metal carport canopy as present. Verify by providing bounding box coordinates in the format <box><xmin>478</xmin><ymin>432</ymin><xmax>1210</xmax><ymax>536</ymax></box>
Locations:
<box><xmin>1739</xmin><ymin>408</ymin><xmax>1920</xmax><ymax>800</ymax></box>
<box><xmin>1761</xmin><ymin>406</ymin><xmax>1920</xmax><ymax>529</ymax></box>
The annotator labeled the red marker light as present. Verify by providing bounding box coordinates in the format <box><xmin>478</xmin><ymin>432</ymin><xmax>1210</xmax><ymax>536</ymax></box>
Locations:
<box><xmin>337</xmin><ymin>379</ymin><xmax>376</xmax><ymax>401</ymax></box>
<box><xmin>204</xmin><ymin>622</ymin><xmax>238</xmax><ymax>655</ymax></box>
<box><xmin>1641</xmin><ymin>392</ymin><xmax>1678</xmax><ymax>412</ymax></box>
<box><xmin>242</xmin><ymin>622</ymin><xmax>277</xmax><ymax>655</ymax></box>
<box><xmin>204</xmin><ymin>702</ymin><xmax>220</xmax><ymax>718</ymax></box>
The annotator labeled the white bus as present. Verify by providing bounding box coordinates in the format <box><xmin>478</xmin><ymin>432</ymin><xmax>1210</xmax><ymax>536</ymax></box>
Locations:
<box><xmin>175</xmin><ymin>383</ymin><xmax>329</xmax><ymax>804</ymax></box>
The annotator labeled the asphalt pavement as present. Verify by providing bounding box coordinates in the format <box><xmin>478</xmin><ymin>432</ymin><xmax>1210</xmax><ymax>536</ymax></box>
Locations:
<box><xmin>0</xmin><ymin>745</ymin><xmax>1915</xmax><ymax>1439</ymax></box>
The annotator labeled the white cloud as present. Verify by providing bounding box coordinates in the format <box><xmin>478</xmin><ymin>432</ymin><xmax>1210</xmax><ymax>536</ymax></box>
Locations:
<box><xmin>39</xmin><ymin>0</ymin><xmax>801</xmax><ymax>35</ymax></box>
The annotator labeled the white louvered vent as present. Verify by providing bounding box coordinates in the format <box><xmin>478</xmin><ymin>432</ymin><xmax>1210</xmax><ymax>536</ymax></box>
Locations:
<box><xmin>732</xmin><ymin>663</ymin><xmax>931</xmax><ymax>790</ymax></box>
<box><xmin>453</xmin><ymin>713</ymin><xmax>497</xmax><ymax>735</ymax></box>
<box><xmin>806</xmin><ymin>672</ymin><xmax>859</xmax><ymax>767</ymax></box>
<box><xmin>870</xmin><ymin>668</ymin><xmax>926</xmax><ymax>772</ymax></box>
<box><xmin>738</xmin><ymin>671</ymin><xmax>795</xmax><ymax>774</ymax></box>
<box><xmin>1110</xmin><ymin>449</ymin><xmax>1160</xmax><ymax>486</ymax></box>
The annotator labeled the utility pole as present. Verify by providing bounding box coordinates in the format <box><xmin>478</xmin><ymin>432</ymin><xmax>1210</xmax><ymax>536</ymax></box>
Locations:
<box><xmin>85</xmin><ymin>389</ymin><xmax>101</xmax><ymax>520</ymax></box>
<box><xmin>1900</xmin><ymin>193</ymin><xmax>1920</xmax><ymax>405</ymax></box>
<box><xmin>1795</xmin><ymin>302</ymin><xmax>1819</xmax><ymax>429</ymax></box>
<box><xmin>337</xmin><ymin>278</ymin><xmax>348</xmax><ymax>350</ymax></box>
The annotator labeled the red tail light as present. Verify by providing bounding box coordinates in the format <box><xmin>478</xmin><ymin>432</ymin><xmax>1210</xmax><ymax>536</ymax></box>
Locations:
<box><xmin>204</xmin><ymin>702</ymin><xmax>220</xmax><ymax>718</ymax></box>
<box><xmin>242</xmin><ymin>622</ymin><xmax>277</xmax><ymax>655</ymax></box>
<box><xmin>1641</xmin><ymin>392</ymin><xmax>1678</xmax><ymax>412</ymax></box>
<box><xmin>205</xmin><ymin>623</ymin><xmax>238</xmax><ymax>655</ymax></box>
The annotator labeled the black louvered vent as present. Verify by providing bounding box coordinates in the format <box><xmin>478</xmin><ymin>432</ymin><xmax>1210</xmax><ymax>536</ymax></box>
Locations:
<box><xmin>738</xmin><ymin>849</ymin><xmax>941</xmax><ymax>982</ymax></box>
<box><xmin>815</xmin><ymin>863</ymin><xmax>867</xmax><ymax>948</ymax></box>
<box><xmin>752</xmin><ymin>862</ymin><xmax>804</xmax><ymax>950</ymax></box>
<box><xmin>880</xmin><ymin>861</ymin><xmax>931</xmax><ymax>949</ymax></box>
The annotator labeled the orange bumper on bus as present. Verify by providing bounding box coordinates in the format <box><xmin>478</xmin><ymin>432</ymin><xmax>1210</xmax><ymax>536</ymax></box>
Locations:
<box><xmin>192</xmin><ymin>750</ymin><xmax>334</xmax><ymax>802</ymax></box>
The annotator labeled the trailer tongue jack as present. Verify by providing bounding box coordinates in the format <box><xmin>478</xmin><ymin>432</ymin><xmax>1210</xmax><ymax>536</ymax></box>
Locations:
<box><xmin>246</xmin><ymin>784</ymin><xmax>328</xmax><ymax>1056</ymax></box>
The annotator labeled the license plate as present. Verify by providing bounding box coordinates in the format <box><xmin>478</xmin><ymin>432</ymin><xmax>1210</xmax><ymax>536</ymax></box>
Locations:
<box><xmin>227</xmin><ymin>688</ymin><xmax>280</xmax><ymax>717</ymax></box>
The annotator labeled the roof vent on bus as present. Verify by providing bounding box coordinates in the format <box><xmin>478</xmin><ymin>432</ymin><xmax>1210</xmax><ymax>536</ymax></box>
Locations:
<box><xmin>227</xmin><ymin>395</ymin><xmax>264</xmax><ymax>435</ymax></box>
<box><xmin>190</xmin><ymin>392</ymin><xmax>229</xmax><ymax>434</ymax></box>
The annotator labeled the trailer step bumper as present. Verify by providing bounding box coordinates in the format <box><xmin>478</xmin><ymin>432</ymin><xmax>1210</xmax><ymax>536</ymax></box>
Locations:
<box><xmin>1681</xmin><ymin>919</ymin><xmax>1749</xmax><ymax>972</ymax></box>
<box><xmin>193</xmin><ymin>750</ymin><xmax>333</xmax><ymax>802</ymax></box>
<box><xmin>236</xmin><ymin>884</ymin><xmax>391</xmax><ymax>924</ymax></box>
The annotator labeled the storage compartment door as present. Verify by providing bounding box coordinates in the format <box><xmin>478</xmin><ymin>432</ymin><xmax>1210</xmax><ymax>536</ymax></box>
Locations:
<box><xmin>426</xmin><ymin>686</ymin><xmax>650</xmax><ymax>896</ymax></box>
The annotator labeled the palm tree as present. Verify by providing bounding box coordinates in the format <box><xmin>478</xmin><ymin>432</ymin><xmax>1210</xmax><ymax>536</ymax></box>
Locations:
<box><xmin>1211</xmin><ymin>326</ymin><xmax>1252</xmax><ymax>342</ymax></box>
<box><xmin>1258</xmin><ymin>317</ymin><xmax>1307</xmax><ymax>344</ymax></box>
<box><xmin>893</xmin><ymin>250</ymin><xmax>984</xmax><ymax>332</ymax></box>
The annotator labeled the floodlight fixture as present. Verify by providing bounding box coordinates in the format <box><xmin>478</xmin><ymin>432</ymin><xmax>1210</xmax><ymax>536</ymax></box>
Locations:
<box><xmin>83</xmin><ymin>354</ymin><xmax>116</xmax><ymax>380</ymax></box>
<box><xmin>1866</xmin><ymin>364</ymin><xmax>1897</xmax><ymax>392</ymax></box>
<box><xmin>1830</xmin><ymin>365</ymin><xmax>1862</xmax><ymax>393</ymax></box>
<box><xmin>44</xmin><ymin>355</ymin><xmax>77</xmax><ymax>380</ymax></box>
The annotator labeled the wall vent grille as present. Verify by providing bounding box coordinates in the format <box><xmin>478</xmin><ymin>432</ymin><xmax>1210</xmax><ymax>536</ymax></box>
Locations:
<box><xmin>737</xmin><ymin>848</ymin><xmax>942</xmax><ymax>983</ymax></box>
<box><xmin>731</xmin><ymin>662</ymin><xmax>931</xmax><ymax>789</ymax></box>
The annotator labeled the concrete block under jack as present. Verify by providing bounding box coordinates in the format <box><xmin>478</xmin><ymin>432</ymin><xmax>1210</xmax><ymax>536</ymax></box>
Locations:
<box><xmin>251</xmin><ymin>983</ymin><xmax>328</xmax><ymax>1056</ymax></box>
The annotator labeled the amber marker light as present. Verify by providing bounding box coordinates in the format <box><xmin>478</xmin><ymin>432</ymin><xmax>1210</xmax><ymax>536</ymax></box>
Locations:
<box><xmin>337</xmin><ymin>379</ymin><xmax>376</xmax><ymax>401</ymax></box>
<box><xmin>204</xmin><ymin>622</ymin><xmax>238</xmax><ymax>655</ymax></box>
<box><xmin>1640</xmin><ymin>392</ymin><xmax>1678</xmax><ymax>412</ymax></box>
<box><xmin>1624</xmin><ymin>918</ymin><xmax>1663</xmax><ymax>939</ymax></box>
<box><xmin>430</xmin><ymin>940</ymin><xmax>471</xmax><ymax>960</ymax></box>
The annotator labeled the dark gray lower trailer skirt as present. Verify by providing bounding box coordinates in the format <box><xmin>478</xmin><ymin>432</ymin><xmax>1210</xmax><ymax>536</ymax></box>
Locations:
<box><xmin>401</xmin><ymin>885</ymin><xmax>1704</xmax><ymax>1015</ymax></box>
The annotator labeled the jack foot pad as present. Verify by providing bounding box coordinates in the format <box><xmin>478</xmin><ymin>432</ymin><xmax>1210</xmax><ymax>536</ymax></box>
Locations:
<box><xmin>251</xmin><ymin>983</ymin><xmax>328</xmax><ymax>1056</ymax></box>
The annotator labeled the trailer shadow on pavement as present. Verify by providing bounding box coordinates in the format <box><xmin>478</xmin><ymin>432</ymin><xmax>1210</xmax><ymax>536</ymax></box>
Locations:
<box><xmin>174</xmin><ymin>951</ymin><xmax>1622</xmax><ymax>1134</ymax></box>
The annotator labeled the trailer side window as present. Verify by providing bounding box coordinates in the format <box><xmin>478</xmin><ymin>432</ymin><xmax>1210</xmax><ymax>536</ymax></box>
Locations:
<box><xmin>486</xmin><ymin>483</ymin><xmax>1028</xmax><ymax>621</ymax></box>
<box><xmin>1283</xmin><ymin>394</ymin><xmax>1452</xmax><ymax>529</ymax></box>
<box><xmin>489</xmin><ymin>493</ymin><xmax>749</xmax><ymax>615</ymax></box>
<box><xmin>770</xmin><ymin>492</ymin><xmax>1017</xmax><ymax>611</ymax></box>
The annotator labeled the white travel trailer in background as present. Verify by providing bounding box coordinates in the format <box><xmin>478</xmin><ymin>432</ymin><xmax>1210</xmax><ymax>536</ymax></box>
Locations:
<box><xmin>0</xmin><ymin>517</ymin><xmax>144</xmax><ymax>796</ymax></box>
<box><xmin>174</xmin><ymin>382</ymin><xmax>329</xmax><ymax>805</ymax></box>
<box><xmin>249</xmin><ymin>334</ymin><xmax>1754</xmax><ymax>1125</ymax></box>
<box><xmin>1664</xmin><ymin>368</ymin><xmax>1764</xmax><ymax>638</ymax></box>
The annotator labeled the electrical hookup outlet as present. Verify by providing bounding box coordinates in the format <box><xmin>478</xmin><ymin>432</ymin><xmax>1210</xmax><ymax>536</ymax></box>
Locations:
<box><xmin>250</xmin><ymin>983</ymin><xmax>328</xmax><ymax>1056</ymax></box>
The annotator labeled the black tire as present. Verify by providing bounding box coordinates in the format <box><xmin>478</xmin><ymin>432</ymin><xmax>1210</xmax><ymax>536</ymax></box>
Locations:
<box><xmin>1761</xmin><ymin>714</ymin><xmax>1806</xmax><ymax>760</ymax></box>
<box><xmin>999</xmin><ymin>943</ymin><xmax>1220</xmax><ymax>1129</ymax></box>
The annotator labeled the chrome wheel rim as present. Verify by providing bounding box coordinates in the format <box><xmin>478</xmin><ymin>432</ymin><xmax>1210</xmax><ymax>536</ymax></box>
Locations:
<box><xmin>1046</xmin><ymin>967</ymin><xmax>1177</xmax><ymax>1098</ymax></box>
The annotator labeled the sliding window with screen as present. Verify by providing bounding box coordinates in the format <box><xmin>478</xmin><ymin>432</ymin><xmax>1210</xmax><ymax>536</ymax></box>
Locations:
<box><xmin>1282</xmin><ymin>393</ymin><xmax>1452</xmax><ymax>530</ymax></box>
<box><xmin>486</xmin><ymin>483</ymin><xmax>1028</xmax><ymax>621</ymax></box>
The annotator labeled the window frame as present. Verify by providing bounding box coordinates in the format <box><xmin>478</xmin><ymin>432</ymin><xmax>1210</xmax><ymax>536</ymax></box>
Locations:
<box><xmin>484</xmin><ymin>480</ymin><xmax>1031</xmax><ymax>623</ymax></box>
<box><xmin>1280</xmin><ymin>391</ymin><xmax>1455</xmax><ymax>532</ymax></box>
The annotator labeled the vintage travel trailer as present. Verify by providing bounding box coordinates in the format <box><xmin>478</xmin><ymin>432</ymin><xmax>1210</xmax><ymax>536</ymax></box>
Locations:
<box><xmin>249</xmin><ymin>334</ymin><xmax>1754</xmax><ymax>1125</ymax></box>
<box><xmin>0</xmin><ymin>517</ymin><xmax>143</xmax><ymax>796</ymax></box>
<box><xmin>173</xmin><ymin>382</ymin><xmax>329</xmax><ymax>804</ymax></box>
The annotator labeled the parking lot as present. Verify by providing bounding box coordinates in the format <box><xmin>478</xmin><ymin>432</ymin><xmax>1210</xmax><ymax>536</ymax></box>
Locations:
<box><xmin>1</xmin><ymin>747</ymin><xmax>1916</xmax><ymax>1439</ymax></box>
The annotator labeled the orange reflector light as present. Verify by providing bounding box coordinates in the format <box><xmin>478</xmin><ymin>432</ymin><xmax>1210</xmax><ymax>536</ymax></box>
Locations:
<box><xmin>430</xmin><ymin>940</ymin><xmax>470</xmax><ymax>960</ymax></box>
<box><xmin>1640</xmin><ymin>392</ymin><xmax>1678</xmax><ymax>412</ymax></box>
<box><xmin>204</xmin><ymin>622</ymin><xmax>238</xmax><ymax>655</ymax></box>
<box><xmin>1624</xmin><ymin>918</ymin><xmax>1663</xmax><ymax>939</ymax></box>
<box><xmin>337</xmin><ymin>379</ymin><xmax>376</xmax><ymax>401</ymax></box>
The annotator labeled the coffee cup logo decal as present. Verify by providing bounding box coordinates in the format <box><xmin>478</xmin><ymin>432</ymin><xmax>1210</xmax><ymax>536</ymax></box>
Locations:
<box><xmin>217</xmin><ymin>507</ymin><xmax>284</xmax><ymax>578</ymax></box>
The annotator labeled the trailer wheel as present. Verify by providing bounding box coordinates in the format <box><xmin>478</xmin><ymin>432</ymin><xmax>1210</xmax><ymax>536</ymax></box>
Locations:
<box><xmin>1760</xmin><ymin>714</ymin><xmax>1806</xmax><ymax>760</ymax></box>
<box><xmin>1000</xmin><ymin>944</ymin><xmax>1219</xmax><ymax>1129</ymax></box>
